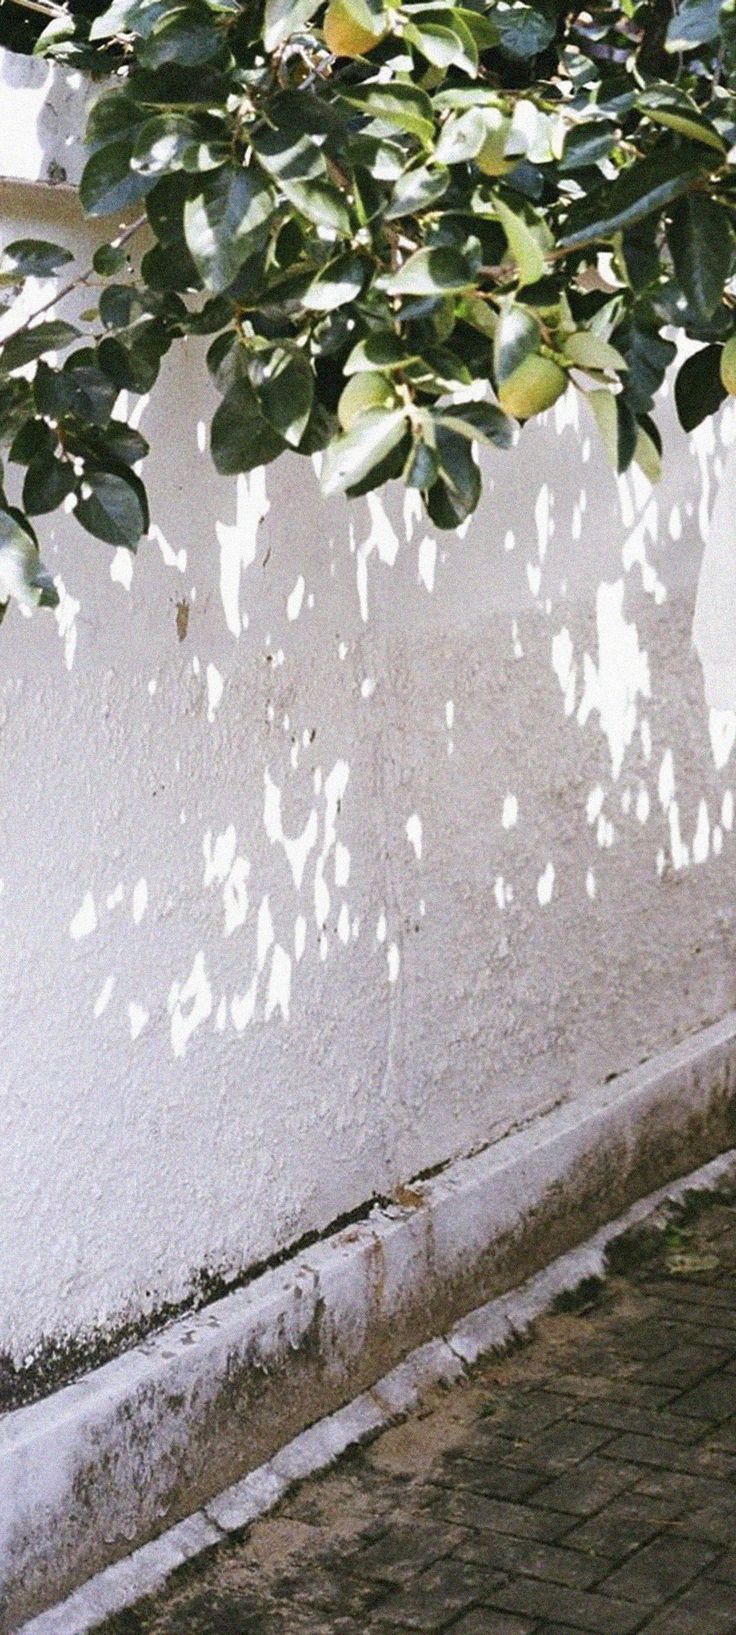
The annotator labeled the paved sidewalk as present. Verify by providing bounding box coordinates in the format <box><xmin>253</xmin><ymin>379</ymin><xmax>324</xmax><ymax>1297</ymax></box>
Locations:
<box><xmin>103</xmin><ymin>1192</ymin><xmax>736</xmax><ymax>1635</ymax></box>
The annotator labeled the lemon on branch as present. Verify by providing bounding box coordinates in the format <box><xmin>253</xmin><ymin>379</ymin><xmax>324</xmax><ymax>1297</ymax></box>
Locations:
<box><xmin>498</xmin><ymin>354</ymin><xmax>567</xmax><ymax>420</ymax></box>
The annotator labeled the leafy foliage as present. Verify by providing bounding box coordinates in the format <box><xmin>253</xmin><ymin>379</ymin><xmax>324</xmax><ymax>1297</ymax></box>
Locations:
<box><xmin>1</xmin><ymin>0</ymin><xmax>736</xmax><ymax>616</ymax></box>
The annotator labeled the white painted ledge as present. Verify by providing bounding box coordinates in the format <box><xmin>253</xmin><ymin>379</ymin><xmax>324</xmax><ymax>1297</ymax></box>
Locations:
<box><xmin>3</xmin><ymin>1009</ymin><xmax>736</xmax><ymax>1631</ymax></box>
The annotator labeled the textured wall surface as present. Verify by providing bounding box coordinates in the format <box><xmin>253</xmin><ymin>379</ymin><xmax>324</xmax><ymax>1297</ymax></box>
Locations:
<box><xmin>2</xmin><ymin>52</ymin><xmax>736</xmax><ymax>1376</ymax></box>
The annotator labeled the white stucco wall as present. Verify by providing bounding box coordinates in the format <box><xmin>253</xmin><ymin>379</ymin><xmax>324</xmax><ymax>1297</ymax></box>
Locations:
<box><xmin>2</xmin><ymin>52</ymin><xmax>736</xmax><ymax>1374</ymax></box>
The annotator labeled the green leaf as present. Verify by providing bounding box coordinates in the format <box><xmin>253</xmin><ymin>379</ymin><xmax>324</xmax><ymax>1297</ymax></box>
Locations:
<box><xmin>633</xmin><ymin>424</ymin><xmax>661</xmax><ymax>484</ymax></box>
<box><xmin>385</xmin><ymin>165</ymin><xmax>450</xmax><ymax>220</ymax></box>
<box><xmin>211</xmin><ymin>377</ymin><xmax>285</xmax><ymax>473</ymax></box>
<box><xmin>404</xmin><ymin>18</ymin><xmax>478</xmax><ymax>75</ymax></box>
<box><xmin>338</xmin><ymin>83</ymin><xmax>435</xmax><ymax>147</ymax></box>
<box><xmin>8</xmin><ymin>418</ymin><xmax>55</xmax><ymax>464</ymax></box>
<box><xmin>1</xmin><ymin>320</ymin><xmax>80</xmax><ymax>371</ymax></box>
<box><xmin>279</xmin><ymin>177</ymin><xmax>351</xmax><ymax>236</ymax></box>
<box><xmin>495</xmin><ymin>3</ymin><xmax>556</xmax><ymax>58</ymax></box>
<box><xmin>80</xmin><ymin>141</ymin><xmax>155</xmax><ymax>216</ymax></box>
<box><xmin>404</xmin><ymin>438</ymin><xmax>439</xmax><ymax>489</ymax></box>
<box><xmin>320</xmin><ymin>408</ymin><xmax>408</xmax><ymax>495</ymax></box>
<box><xmin>558</xmin><ymin>121</ymin><xmax>615</xmax><ymax>173</ymax></box>
<box><xmin>434</xmin><ymin>107</ymin><xmax>489</xmax><ymax>165</ymax></box>
<box><xmin>382</xmin><ymin>246</ymin><xmax>473</xmax><ymax>296</ymax></box>
<box><xmin>434</xmin><ymin>399</ymin><xmax>514</xmax><ymax>448</ymax></box>
<box><xmin>493</xmin><ymin>304</ymin><xmax>540</xmax><ymax>384</ymax></box>
<box><xmin>494</xmin><ymin>195</ymin><xmax>547</xmax><ymax>287</ymax></box>
<box><xmin>0</xmin><ymin>508</ymin><xmax>58</xmax><ymax>610</ymax></box>
<box><xmin>184</xmin><ymin>166</ymin><xmax>276</xmax><ymax>292</ymax></box>
<box><xmin>666</xmin><ymin>0</ymin><xmax>721</xmax><ymax>50</ymax></box>
<box><xmin>23</xmin><ymin>454</ymin><xmax>75</xmax><ymax>515</ymax></box>
<box><xmin>559</xmin><ymin>151</ymin><xmax>706</xmax><ymax>252</ymax></box>
<box><xmin>75</xmin><ymin>468</ymin><xmax>147</xmax><ymax>548</ymax></box>
<box><xmin>303</xmin><ymin>254</ymin><xmax>366</xmax><ymax>312</ymax></box>
<box><xmin>92</xmin><ymin>243</ymin><xmax>128</xmax><ymax>276</ymax></box>
<box><xmin>666</xmin><ymin>196</ymin><xmax>733</xmax><ymax>319</ymax></box>
<box><xmin>131</xmin><ymin>114</ymin><xmax>197</xmax><ymax>175</ymax></box>
<box><xmin>434</xmin><ymin>422</ymin><xmax>481</xmax><ymax>515</ymax></box>
<box><xmin>137</xmin><ymin>7</ymin><xmax>223</xmax><ymax>67</ymax></box>
<box><xmin>344</xmin><ymin>332</ymin><xmax>421</xmax><ymax>373</ymax></box>
<box><xmin>89</xmin><ymin>0</ymin><xmax>170</xmax><ymax>40</ymax></box>
<box><xmin>0</xmin><ymin>239</ymin><xmax>74</xmax><ymax>281</ymax></box>
<box><xmin>674</xmin><ymin>344</ymin><xmax>727</xmax><ymax>432</ymax></box>
<box><xmin>564</xmin><ymin>332</ymin><xmax>627</xmax><ymax>372</ymax></box>
<box><xmin>259</xmin><ymin>349</ymin><xmax>314</xmax><ymax>447</ymax></box>
<box><xmin>587</xmin><ymin>389</ymin><xmax>637</xmax><ymax>473</ymax></box>
<box><xmin>638</xmin><ymin>95</ymin><xmax>726</xmax><ymax>152</ymax></box>
<box><xmin>263</xmin><ymin>0</ymin><xmax>320</xmax><ymax>48</ymax></box>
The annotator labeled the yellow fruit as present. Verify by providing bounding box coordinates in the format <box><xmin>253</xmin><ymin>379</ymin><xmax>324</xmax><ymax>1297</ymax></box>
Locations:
<box><xmin>721</xmin><ymin>335</ymin><xmax>736</xmax><ymax>397</ymax></box>
<box><xmin>323</xmin><ymin>0</ymin><xmax>385</xmax><ymax>56</ymax></box>
<box><xmin>498</xmin><ymin>354</ymin><xmax>567</xmax><ymax>420</ymax></box>
<box><xmin>337</xmin><ymin>371</ymin><xmax>396</xmax><ymax>430</ymax></box>
<box><xmin>476</xmin><ymin>109</ymin><xmax>516</xmax><ymax>177</ymax></box>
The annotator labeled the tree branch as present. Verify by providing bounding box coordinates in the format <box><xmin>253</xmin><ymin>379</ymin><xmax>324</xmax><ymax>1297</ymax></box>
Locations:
<box><xmin>0</xmin><ymin>216</ymin><xmax>148</xmax><ymax>348</ymax></box>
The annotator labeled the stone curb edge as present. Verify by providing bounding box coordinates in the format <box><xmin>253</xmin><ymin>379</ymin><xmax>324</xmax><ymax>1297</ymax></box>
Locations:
<box><xmin>5</xmin><ymin>1009</ymin><xmax>736</xmax><ymax>1630</ymax></box>
<box><xmin>17</xmin><ymin>1144</ymin><xmax>736</xmax><ymax>1635</ymax></box>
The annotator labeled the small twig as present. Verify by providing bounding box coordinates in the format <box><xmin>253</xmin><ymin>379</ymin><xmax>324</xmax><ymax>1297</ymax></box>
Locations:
<box><xmin>3</xmin><ymin>0</ymin><xmax>69</xmax><ymax>18</ymax></box>
<box><xmin>0</xmin><ymin>215</ymin><xmax>148</xmax><ymax>348</ymax></box>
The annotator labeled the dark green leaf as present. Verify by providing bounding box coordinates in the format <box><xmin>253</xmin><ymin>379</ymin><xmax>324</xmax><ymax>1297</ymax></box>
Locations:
<box><xmin>23</xmin><ymin>454</ymin><xmax>75</xmax><ymax>515</ymax></box>
<box><xmin>1</xmin><ymin>320</ymin><xmax>80</xmax><ymax>371</ymax></box>
<box><xmin>259</xmin><ymin>349</ymin><xmax>314</xmax><ymax>447</ymax></box>
<box><xmin>75</xmin><ymin>467</ymin><xmax>147</xmax><ymax>548</ymax></box>
<box><xmin>495</xmin><ymin>4</ymin><xmax>556</xmax><ymax>58</ymax></box>
<box><xmin>674</xmin><ymin>344</ymin><xmax>727</xmax><ymax>432</ymax></box>
<box><xmin>559</xmin><ymin>151</ymin><xmax>706</xmax><ymax>251</ymax></box>
<box><xmin>382</xmin><ymin>247</ymin><xmax>473</xmax><ymax>296</ymax></box>
<box><xmin>184</xmin><ymin>165</ymin><xmax>276</xmax><ymax>292</ymax></box>
<box><xmin>666</xmin><ymin>0</ymin><xmax>721</xmax><ymax>50</ymax></box>
<box><xmin>338</xmin><ymin>83</ymin><xmax>435</xmax><ymax>146</ymax></box>
<box><xmin>558</xmin><ymin>121</ymin><xmax>616</xmax><ymax>174</ymax></box>
<box><xmin>493</xmin><ymin>305</ymin><xmax>540</xmax><ymax>385</ymax></box>
<box><xmin>667</xmin><ymin>196</ymin><xmax>733</xmax><ymax>319</ymax></box>
<box><xmin>80</xmin><ymin>141</ymin><xmax>155</xmax><ymax>216</ymax></box>
<box><xmin>320</xmin><ymin>408</ymin><xmax>408</xmax><ymax>495</ymax></box>
<box><xmin>385</xmin><ymin>165</ymin><xmax>450</xmax><ymax>220</ymax></box>
<box><xmin>0</xmin><ymin>239</ymin><xmax>74</xmax><ymax>281</ymax></box>
<box><xmin>303</xmin><ymin>254</ymin><xmax>366</xmax><ymax>312</ymax></box>
<box><xmin>211</xmin><ymin>377</ymin><xmax>285</xmax><ymax>473</ymax></box>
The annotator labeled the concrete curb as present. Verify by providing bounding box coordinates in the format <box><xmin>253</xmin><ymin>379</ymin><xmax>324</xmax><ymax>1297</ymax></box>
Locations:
<box><xmin>5</xmin><ymin>1011</ymin><xmax>736</xmax><ymax>1631</ymax></box>
<box><xmin>16</xmin><ymin>1144</ymin><xmax>736</xmax><ymax>1635</ymax></box>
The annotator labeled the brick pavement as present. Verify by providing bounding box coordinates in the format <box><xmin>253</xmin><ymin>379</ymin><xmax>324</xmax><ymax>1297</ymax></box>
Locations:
<box><xmin>102</xmin><ymin>1192</ymin><xmax>736</xmax><ymax>1635</ymax></box>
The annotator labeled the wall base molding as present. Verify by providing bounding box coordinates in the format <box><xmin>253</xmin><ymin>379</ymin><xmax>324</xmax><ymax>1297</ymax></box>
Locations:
<box><xmin>5</xmin><ymin>1013</ymin><xmax>736</xmax><ymax>1632</ymax></box>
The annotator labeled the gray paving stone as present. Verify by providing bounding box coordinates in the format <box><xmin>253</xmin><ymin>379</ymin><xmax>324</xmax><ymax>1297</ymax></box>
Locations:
<box><xmin>669</xmin><ymin>1371</ymin><xmax>736</xmax><ymax>1421</ymax></box>
<box><xmin>448</xmin><ymin>1614</ymin><xmax>534</xmax><ymax>1634</ymax></box>
<box><xmin>709</xmin><ymin>1545</ymin><xmax>736</xmax><ymax>1583</ymax></box>
<box><xmin>636</xmin><ymin>1576</ymin><xmax>736</xmax><ymax>1633</ymax></box>
<box><xmin>434</xmin><ymin>1454</ymin><xmax>545</xmax><ymax>1503</ymax></box>
<box><xmin>491</xmin><ymin>1420</ymin><xmax>613</xmax><ymax>1475</ymax></box>
<box><xmin>593</xmin><ymin>1534</ymin><xmax>716</xmax><ymax>1603</ymax></box>
<box><xmin>568</xmin><ymin>1397</ymin><xmax>710</xmax><ymax>1443</ymax></box>
<box><xmin>562</xmin><ymin>1493</ymin><xmax>680</xmax><ymax>1560</ymax></box>
<box><xmin>344</xmin><ymin>1521</ymin><xmax>467</xmax><ymax>1584</ymax></box>
<box><xmin>481</xmin><ymin>1577</ymin><xmax>648</xmax><ymax>1633</ymax></box>
<box><xmin>452</xmin><ymin>1528</ymin><xmax>604</xmax><ymax>1588</ymax></box>
<box><xmin>528</xmin><ymin>1455</ymin><xmax>640</xmax><ymax>1515</ymax></box>
<box><xmin>428</xmin><ymin>1486</ymin><xmax>574</xmax><ymax>1542</ymax></box>
<box><xmin>376</xmin><ymin>1559</ymin><xmax>504</xmax><ymax>1630</ymax></box>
